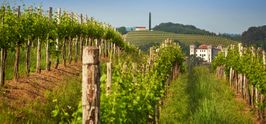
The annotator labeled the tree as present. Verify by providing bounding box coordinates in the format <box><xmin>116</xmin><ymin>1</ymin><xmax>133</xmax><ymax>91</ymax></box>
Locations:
<box><xmin>242</xmin><ymin>25</ymin><xmax>266</xmax><ymax>50</ymax></box>
<box><xmin>116</xmin><ymin>26</ymin><xmax>127</xmax><ymax>35</ymax></box>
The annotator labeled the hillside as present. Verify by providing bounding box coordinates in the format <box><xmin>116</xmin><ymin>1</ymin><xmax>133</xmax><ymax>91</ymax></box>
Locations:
<box><xmin>153</xmin><ymin>22</ymin><xmax>215</xmax><ymax>35</ymax></box>
<box><xmin>242</xmin><ymin>25</ymin><xmax>266</xmax><ymax>50</ymax></box>
<box><xmin>125</xmin><ymin>31</ymin><xmax>238</xmax><ymax>52</ymax></box>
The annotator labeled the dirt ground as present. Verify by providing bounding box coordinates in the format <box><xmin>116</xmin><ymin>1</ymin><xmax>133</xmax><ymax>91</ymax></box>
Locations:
<box><xmin>0</xmin><ymin>62</ymin><xmax>82</xmax><ymax>111</ymax></box>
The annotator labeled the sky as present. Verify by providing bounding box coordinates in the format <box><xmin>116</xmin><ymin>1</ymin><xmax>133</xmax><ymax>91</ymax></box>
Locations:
<box><xmin>2</xmin><ymin>0</ymin><xmax>266</xmax><ymax>34</ymax></box>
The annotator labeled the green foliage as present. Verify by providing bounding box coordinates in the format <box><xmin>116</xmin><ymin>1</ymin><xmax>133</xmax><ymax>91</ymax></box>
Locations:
<box><xmin>218</xmin><ymin>33</ymin><xmax>241</xmax><ymax>41</ymax></box>
<box><xmin>160</xmin><ymin>66</ymin><xmax>254</xmax><ymax>124</ymax></box>
<box><xmin>49</xmin><ymin>43</ymin><xmax>184</xmax><ymax>123</ymax></box>
<box><xmin>0</xmin><ymin>4</ymin><xmax>137</xmax><ymax>80</ymax></box>
<box><xmin>242</xmin><ymin>25</ymin><xmax>266</xmax><ymax>50</ymax></box>
<box><xmin>0</xmin><ymin>4</ymin><xmax>134</xmax><ymax>52</ymax></box>
<box><xmin>212</xmin><ymin>46</ymin><xmax>266</xmax><ymax>107</ymax></box>
<box><xmin>116</xmin><ymin>26</ymin><xmax>128</xmax><ymax>35</ymax></box>
<box><xmin>100</xmin><ymin>44</ymin><xmax>184</xmax><ymax>123</ymax></box>
<box><xmin>47</xmin><ymin>77</ymin><xmax>82</xmax><ymax>123</ymax></box>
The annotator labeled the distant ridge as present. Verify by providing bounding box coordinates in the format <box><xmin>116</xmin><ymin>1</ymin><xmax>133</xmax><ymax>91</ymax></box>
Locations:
<box><xmin>153</xmin><ymin>22</ymin><xmax>215</xmax><ymax>35</ymax></box>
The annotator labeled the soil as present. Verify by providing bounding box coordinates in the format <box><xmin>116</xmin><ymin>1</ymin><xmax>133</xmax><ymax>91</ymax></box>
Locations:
<box><xmin>0</xmin><ymin>62</ymin><xmax>82</xmax><ymax>111</ymax></box>
<box><xmin>233</xmin><ymin>89</ymin><xmax>261</xmax><ymax>124</ymax></box>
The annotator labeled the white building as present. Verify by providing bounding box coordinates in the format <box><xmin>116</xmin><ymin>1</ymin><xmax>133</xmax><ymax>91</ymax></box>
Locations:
<box><xmin>135</xmin><ymin>26</ymin><xmax>147</xmax><ymax>31</ymax></box>
<box><xmin>190</xmin><ymin>44</ymin><xmax>213</xmax><ymax>63</ymax></box>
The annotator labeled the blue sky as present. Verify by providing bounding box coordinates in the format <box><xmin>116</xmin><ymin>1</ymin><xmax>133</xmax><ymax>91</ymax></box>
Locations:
<box><xmin>3</xmin><ymin>0</ymin><xmax>266</xmax><ymax>34</ymax></box>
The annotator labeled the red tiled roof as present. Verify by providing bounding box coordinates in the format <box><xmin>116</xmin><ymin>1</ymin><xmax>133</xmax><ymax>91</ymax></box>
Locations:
<box><xmin>198</xmin><ymin>44</ymin><xmax>208</xmax><ymax>49</ymax></box>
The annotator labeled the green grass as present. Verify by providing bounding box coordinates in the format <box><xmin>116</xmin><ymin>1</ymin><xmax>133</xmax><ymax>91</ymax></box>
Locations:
<box><xmin>125</xmin><ymin>31</ymin><xmax>238</xmax><ymax>51</ymax></box>
<box><xmin>160</xmin><ymin>66</ymin><xmax>254</xmax><ymax>124</ymax></box>
<box><xmin>0</xmin><ymin>76</ymin><xmax>82</xmax><ymax>124</ymax></box>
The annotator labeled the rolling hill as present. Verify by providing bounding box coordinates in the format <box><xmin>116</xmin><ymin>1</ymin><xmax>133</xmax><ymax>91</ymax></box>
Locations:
<box><xmin>125</xmin><ymin>30</ymin><xmax>238</xmax><ymax>53</ymax></box>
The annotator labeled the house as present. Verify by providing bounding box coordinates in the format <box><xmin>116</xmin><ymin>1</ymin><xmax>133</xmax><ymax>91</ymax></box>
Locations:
<box><xmin>190</xmin><ymin>44</ymin><xmax>222</xmax><ymax>63</ymax></box>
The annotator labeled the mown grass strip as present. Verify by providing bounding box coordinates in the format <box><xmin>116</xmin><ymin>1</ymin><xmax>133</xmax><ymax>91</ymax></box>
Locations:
<box><xmin>160</xmin><ymin>66</ymin><xmax>254</xmax><ymax>124</ymax></box>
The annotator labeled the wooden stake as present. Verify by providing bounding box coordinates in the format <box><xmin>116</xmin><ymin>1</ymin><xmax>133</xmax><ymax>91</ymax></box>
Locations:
<box><xmin>14</xmin><ymin>6</ymin><xmax>21</xmax><ymax>82</ymax></box>
<box><xmin>46</xmin><ymin>7</ymin><xmax>52</xmax><ymax>71</ymax></box>
<box><xmin>82</xmin><ymin>47</ymin><xmax>100</xmax><ymax>124</ymax></box>
<box><xmin>80</xmin><ymin>14</ymin><xmax>83</xmax><ymax>61</ymax></box>
<box><xmin>106</xmin><ymin>62</ymin><xmax>112</xmax><ymax>95</ymax></box>
<box><xmin>36</xmin><ymin>37</ymin><xmax>41</xmax><ymax>73</ymax></box>
<box><xmin>55</xmin><ymin>8</ymin><xmax>61</xmax><ymax>69</ymax></box>
<box><xmin>75</xmin><ymin>37</ymin><xmax>78</xmax><ymax>63</ymax></box>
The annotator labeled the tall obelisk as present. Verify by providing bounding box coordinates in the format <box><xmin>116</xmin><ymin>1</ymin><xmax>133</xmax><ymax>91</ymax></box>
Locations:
<box><xmin>149</xmin><ymin>12</ymin><xmax>151</xmax><ymax>31</ymax></box>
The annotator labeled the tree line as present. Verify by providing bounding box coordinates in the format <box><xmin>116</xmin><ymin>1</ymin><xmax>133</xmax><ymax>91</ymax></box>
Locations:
<box><xmin>242</xmin><ymin>25</ymin><xmax>266</xmax><ymax>50</ymax></box>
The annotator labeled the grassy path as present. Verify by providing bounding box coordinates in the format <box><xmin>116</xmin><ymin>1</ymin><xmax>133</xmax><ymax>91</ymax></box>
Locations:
<box><xmin>160</xmin><ymin>66</ymin><xmax>254</xmax><ymax>124</ymax></box>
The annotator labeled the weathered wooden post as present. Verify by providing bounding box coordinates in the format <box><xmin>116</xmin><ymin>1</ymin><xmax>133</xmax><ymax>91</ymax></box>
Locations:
<box><xmin>14</xmin><ymin>6</ymin><xmax>21</xmax><ymax>82</ymax></box>
<box><xmin>224</xmin><ymin>48</ymin><xmax>228</xmax><ymax>80</ymax></box>
<box><xmin>80</xmin><ymin>14</ymin><xmax>83</xmax><ymax>61</ymax></box>
<box><xmin>46</xmin><ymin>7</ymin><xmax>52</xmax><ymax>71</ymax></box>
<box><xmin>68</xmin><ymin>12</ymin><xmax>74</xmax><ymax>64</ymax></box>
<box><xmin>242</xmin><ymin>47</ymin><xmax>246</xmax><ymax>99</ymax></box>
<box><xmin>36</xmin><ymin>7</ymin><xmax>42</xmax><ymax>73</ymax></box>
<box><xmin>106</xmin><ymin>62</ymin><xmax>112</xmax><ymax>95</ymax></box>
<box><xmin>95</xmin><ymin>39</ymin><xmax>98</xmax><ymax>47</ymax></box>
<box><xmin>55</xmin><ymin>8</ymin><xmax>61</xmax><ymax>69</ymax></box>
<box><xmin>104</xmin><ymin>40</ymin><xmax>107</xmax><ymax>57</ymax></box>
<box><xmin>113</xmin><ymin>43</ymin><xmax>116</xmax><ymax>56</ymax></box>
<box><xmin>262</xmin><ymin>50</ymin><xmax>266</xmax><ymax>120</ymax></box>
<box><xmin>238</xmin><ymin>43</ymin><xmax>243</xmax><ymax>95</ymax></box>
<box><xmin>82</xmin><ymin>47</ymin><xmax>100</xmax><ymax>124</ymax></box>
<box><xmin>251</xmin><ymin>47</ymin><xmax>256</xmax><ymax>107</ymax></box>
<box><xmin>99</xmin><ymin>39</ymin><xmax>101</xmax><ymax>55</ymax></box>
<box><xmin>75</xmin><ymin>37</ymin><xmax>79</xmax><ymax>63</ymax></box>
<box><xmin>229</xmin><ymin>45</ymin><xmax>233</xmax><ymax>87</ymax></box>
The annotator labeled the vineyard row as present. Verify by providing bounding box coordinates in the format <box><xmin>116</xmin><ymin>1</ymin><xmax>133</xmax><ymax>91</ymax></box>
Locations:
<box><xmin>213</xmin><ymin>43</ymin><xmax>266</xmax><ymax>121</ymax></box>
<box><xmin>0</xmin><ymin>5</ymin><xmax>136</xmax><ymax>86</ymax></box>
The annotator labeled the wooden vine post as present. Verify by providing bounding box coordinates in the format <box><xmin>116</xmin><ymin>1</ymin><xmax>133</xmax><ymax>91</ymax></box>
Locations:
<box><xmin>106</xmin><ymin>62</ymin><xmax>112</xmax><ymax>95</ymax></box>
<box><xmin>257</xmin><ymin>49</ymin><xmax>265</xmax><ymax>120</ymax></box>
<box><xmin>68</xmin><ymin>12</ymin><xmax>74</xmax><ymax>64</ymax></box>
<box><xmin>238</xmin><ymin>43</ymin><xmax>243</xmax><ymax>95</ymax></box>
<box><xmin>251</xmin><ymin>47</ymin><xmax>256</xmax><ymax>107</ymax></box>
<box><xmin>224</xmin><ymin>48</ymin><xmax>228</xmax><ymax>80</ymax></box>
<box><xmin>14</xmin><ymin>6</ymin><xmax>21</xmax><ymax>82</ymax></box>
<box><xmin>0</xmin><ymin>48</ymin><xmax>6</xmax><ymax>86</ymax></box>
<box><xmin>75</xmin><ymin>37</ymin><xmax>78</xmax><ymax>63</ymax></box>
<box><xmin>46</xmin><ymin>7</ymin><xmax>52</xmax><ymax>71</ymax></box>
<box><xmin>0</xmin><ymin>7</ymin><xmax>6</xmax><ymax>86</ymax></box>
<box><xmin>55</xmin><ymin>8</ymin><xmax>61</xmax><ymax>69</ymax></box>
<box><xmin>80</xmin><ymin>14</ymin><xmax>83</xmax><ymax>61</ymax></box>
<box><xmin>229</xmin><ymin>45</ymin><xmax>233</xmax><ymax>87</ymax></box>
<box><xmin>75</xmin><ymin>13</ymin><xmax>79</xmax><ymax>63</ymax></box>
<box><xmin>82</xmin><ymin>47</ymin><xmax>100</xmax><ymax>124</ymax></box>
<box><xmin>36</xmin><ymin>7</ymin><xmax>42</xmax><ymax>73</ymax></box>
<box><xmin>26</xmin><ymin>7</ymin><xmax>32</xmax><ymax>75</ymax></box>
